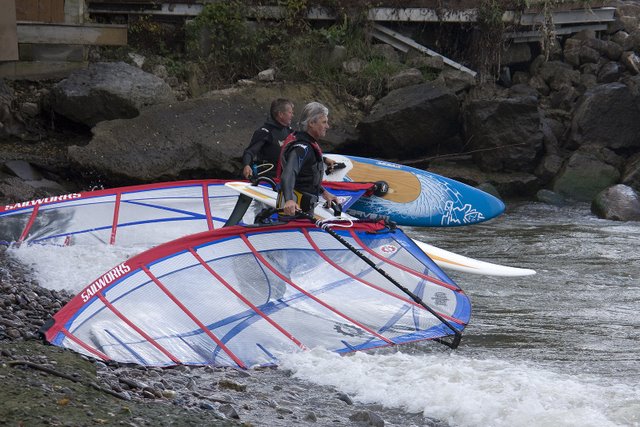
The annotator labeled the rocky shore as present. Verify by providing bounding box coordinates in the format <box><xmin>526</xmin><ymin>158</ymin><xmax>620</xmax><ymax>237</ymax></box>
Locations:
<box><xmin>1</xmin><ymin>245</ymin><xmax>444</xmax><ymax>426</ymax></box>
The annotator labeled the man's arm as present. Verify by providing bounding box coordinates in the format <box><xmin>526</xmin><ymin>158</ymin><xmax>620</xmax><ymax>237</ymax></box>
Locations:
<box><xmin>280</xmin><ymin>145</ymin><xmax>308</xmax><ymax>215</ymax></box>
<box><xmin>241</xmin><ymin>128</ymin><xmax>270</xmax><ymax>178</ymax></box>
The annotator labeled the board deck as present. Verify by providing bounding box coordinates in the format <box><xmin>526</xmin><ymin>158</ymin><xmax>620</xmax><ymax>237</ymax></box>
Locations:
<box><xmin>324</xmin><ymin>154</ymin><xmax>505</xmax><ymax>227</ymax></box>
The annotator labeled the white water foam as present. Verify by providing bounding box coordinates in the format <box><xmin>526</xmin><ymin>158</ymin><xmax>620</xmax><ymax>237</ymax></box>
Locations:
<box><xmin>8</xmin><ymin>244</ymin><xmax>151</xmax><ymax>293</ymax></box>
<box><xmin>280</xmin><ymin>349</ymin><xmax>640</xmax><ymax>427</ymax></box>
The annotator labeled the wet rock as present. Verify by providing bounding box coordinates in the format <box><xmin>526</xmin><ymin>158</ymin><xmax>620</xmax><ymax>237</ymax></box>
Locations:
<box><xmin>536</xmin><ymin>189</ymin><xmax>566</xmax><ymax>206</ymax></box>
<box><xmin>218</xmin><ymin>379</ymin><xmax>246</xmax><ymax>392</ymax></box>
<box><xmin>552</xmin><ymin>151</ymin><xmax>620</xmax><ymax>201</ymax></box>
<box><xmin>219</xmin><ymin>403</ymin><xmax>240</xmax><ymax>419</ymax></box>
<box><xmin>336</xmin><ymin>392</ymin><xmax>353</xmax><ymax>405</ymax></box>
<box><xmin>303</xmin><ymin>411</ymin><xmax>318</xmax><ymax>422</ymax></box>
<box><xmin>591</xmin><ymin>184</ymin><xmax>640</xmax><ymax>221</ymax></box>
<box><xmin>349</xmin><ymin>410</ymin><xmax>385</xmax><ymax>426</ymax></box>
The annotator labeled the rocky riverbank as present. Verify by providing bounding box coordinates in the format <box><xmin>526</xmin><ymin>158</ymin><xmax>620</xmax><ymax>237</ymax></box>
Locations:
<box><xmin>0</xmin><ymin>245</ymin><xmax>443</xmax><ymax>427</ymax></box>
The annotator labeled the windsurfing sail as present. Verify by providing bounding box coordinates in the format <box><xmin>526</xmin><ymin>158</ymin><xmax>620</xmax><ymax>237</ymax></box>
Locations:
<box><xmin>41</xmin><ymin>220</ymin><xmax>471</xmax><ymax>368</ymax></box>
<box><xmin>0</xmin><ymin>180</ymin><xmax>372</xmax><ymax>246</ymax></box>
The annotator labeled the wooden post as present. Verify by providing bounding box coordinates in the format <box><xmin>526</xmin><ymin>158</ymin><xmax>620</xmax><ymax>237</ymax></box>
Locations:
<box><xmin>0</xmin><ymin>0</ymin><xmax>19</xmax><ymax>61</ymax></box>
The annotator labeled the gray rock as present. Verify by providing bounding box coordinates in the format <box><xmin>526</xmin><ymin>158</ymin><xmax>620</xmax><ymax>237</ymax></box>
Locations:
<box><xmin>438</xmin><ymin>68</ymin><xmax>477</xmax><ymax>93</ymax></box>
<box><xmin>552</xmin><ymin>151</ymin><xmax>620</xmax><ymax>201</ymax></box>
<box><xmin>536</xmin><ymin>189</ymin><xmax>566</xmax><ymax>206</ymax></box>
<box><xmin>257</xmin><ymin>68</ymin><xmax>275</xmax><ymax>82</ymax></box>
<box><xmin>620</xmin><ymin>51</ymin><xmax>640</xmax><ymax>75</ymax></box>
<box><xmin>535</xmin><ymin>154</ymin><xmax>564</xmax><ymax>184</ymax></box>
<box><xmin>371</xmin><ymin>44</ymin><xmax>399</xmax><ymax>63</ymax></box>
<box><xmin>20</xmin><ymin>102</ymin><xmax>39</xmax><ymax>117</ymax></box>
<box><xmin>591</xmin><ymin>184</ymin><xmax>640</xmax><ymax>221</ymax></box>
<box><xmin>622</xmin><ymin>153</ymin><xmax>640</xmax><ymax>191</ymax></box>
<box><xmin>477</xmin><ymin>182</ymin><xmax>501</xmax><ymax>199</ymax></box>
<box><xmin>569</xmin><ymin>82</ymin><xmax>640</xmax><ymax>150</ymax></box>
<box><xmin>51</xmin><ymin>62</ymin><xmax>176</xmax><ymax>127</ymax></box>
<box><xmin>563</xmin><ymin>38</ymin><xmax>581</xmax><ymax>67</ymax></box>
<box><xmin>3</xmin><ymin>160</ymin><xmax>42</xmax><ymax>181</ymax></box>
<box><xmin>579</xmin><ymin>45</ymin><xmax>601</xmax><ymax>64</ymax></box>
<box><xmin>357</xmin><ymin>82</ymin><xmax>459</xmax><ymax>159</ymax></box>
<box><xmin>611</xmin><ymin>30</ymin><xmax>631</xmax><ymax>49</ymax></box>
<box><xmin>597</xmin><ymin>61</ymin><xmax>624</xmax><ymax>83</ymax></box>
<box><xmin>219</xmin><ymin>403</ymin><xmax>240</xmax><ymax>419</ymax></box>
<box><xmin>303</xmin><ymin>411</ymin><xmax>318</xmax><ymax>422</ymax></box>
<box><xmin>387</xmin><ymin>68</ymin><xmax>424</xmax><ymax>91</ymax></box>
<box><xmin>349</xmin><ymin>410</ymin><xmax>385</xmax><ymax>427</ymax></box>
<box><xmin>336</xmin><ymin>392</ymin><xmax>353</xmax><ymax>405</ymax></box>
<box><xmin>463</xmin><ymin>95</ymin><xmax>543</xmax><ymax>172</ymax></box>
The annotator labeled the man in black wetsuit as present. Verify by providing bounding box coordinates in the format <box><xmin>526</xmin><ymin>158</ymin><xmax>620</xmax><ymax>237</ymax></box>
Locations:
<box><xmin>241</xmin><ymin>98</ymin><xmax>294</xmax><ymax>179</ymax></box>
<box><xmin>277</xmin><ymin>102</ymin><xmax>337</xmax><ymax>216</ymax></box>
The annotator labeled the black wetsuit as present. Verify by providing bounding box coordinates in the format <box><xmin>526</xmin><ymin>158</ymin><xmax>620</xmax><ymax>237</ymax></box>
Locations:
<box><xmin>277</xmin><ymin>131</ymin><xmax>325</xmax><ymax>213</ymax></box>
<box><xmin>241</xmin><ymin>117</ymin><xmax>292</xmax><ymax>178</ymax></box>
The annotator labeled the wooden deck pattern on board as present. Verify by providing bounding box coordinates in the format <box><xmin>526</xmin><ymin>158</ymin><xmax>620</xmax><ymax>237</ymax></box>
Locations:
<box><xmin>347</xmin><ymin>160</ymin><xmax>421</xmax><ymax>204</ymax></box>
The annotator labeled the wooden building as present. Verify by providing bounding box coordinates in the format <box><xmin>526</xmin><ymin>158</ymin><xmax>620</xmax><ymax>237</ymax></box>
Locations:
<box><xmin>1</xmin><ymin>0</ymin><xmax>616</xmax><ymax>79</ymax></box>
<box><xmin>0</xmin><ymin>0</ymin><xmax>127</xmax><ymax>79</ymax></box>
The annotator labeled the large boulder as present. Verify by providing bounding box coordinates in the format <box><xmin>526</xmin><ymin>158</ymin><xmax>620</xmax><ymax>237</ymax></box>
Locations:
<box><xmin>462</xmin><ymin>95</ymin><xmax>544</xmax><ymax>172</ymax></box>
<box><xmin>51</xmin><ymin>62</ymin><xmax>176</xmax><ymax>127</ymax></box>
<box><xmin>356</xmin><ymin>83</ymin><xmax>460</xmax><ymax>159</ymax></box>
<box><xmin>569</xmin><ymin>82</ymin><xmax>640</xmax><ymax>150</ymax></box>
<box><xmin>67</xmin><ymin>83</ymin><xmax>360</xmax><ymax>184</ymax></box>
<box><xmin>552</xmin><ymin>151</ymin><xmax>620</xmax><ymax>201</ymax></box>
<box><xmin>591</xmin><ymin>184</ymin><xmax>640</xmax><ymax>221</ymax></box>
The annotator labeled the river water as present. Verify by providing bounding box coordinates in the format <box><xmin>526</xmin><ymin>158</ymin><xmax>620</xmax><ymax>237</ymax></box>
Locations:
<box><xmin>279</xmin><ymin>202</ymin><xmax>640</xmax><ymax>426</ymax></box>
<box><xmin>9</xmin><ymin>201</ymin><xmax>640</xmax><ymax>426</ymax></box>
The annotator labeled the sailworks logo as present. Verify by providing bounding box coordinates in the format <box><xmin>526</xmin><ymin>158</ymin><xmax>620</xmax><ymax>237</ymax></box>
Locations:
<box><xmin>81</xmin><ymin>263</ymin><xmax>131</xmax><ymax>302</ymax></box>
<box><xmin>3</xmin><ymin>193</ymin><xmax>82</xmax><ymax>211</ymax></box>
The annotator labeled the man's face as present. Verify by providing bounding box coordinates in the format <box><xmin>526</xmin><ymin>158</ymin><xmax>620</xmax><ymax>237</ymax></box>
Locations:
<box><xmin>308</xmin><ymin>114</ymin><xmax>329</xmax><ymax>139</ymax></box>
<box><xmin>277</xmin><ymin>104</ymin><xmax>294</xmax><ymax>127</ymax></box>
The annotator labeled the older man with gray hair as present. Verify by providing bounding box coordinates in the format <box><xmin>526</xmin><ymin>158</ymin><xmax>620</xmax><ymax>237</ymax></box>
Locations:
<box><xmin>277</xmin><ymin>101</ymin><xmax>338</xmax><ymax>216</ymax></box>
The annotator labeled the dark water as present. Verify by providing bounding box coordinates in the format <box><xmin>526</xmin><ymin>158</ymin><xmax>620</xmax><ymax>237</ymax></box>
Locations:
<box><xmin>281</xmin><ymin>202</ymin><xmax>639</xmax><ymax>426</ymax></box>
<box><xmin>410</xmin><ymin>202</ymin><xmax>640</xmax><ymax>383</ymax></box>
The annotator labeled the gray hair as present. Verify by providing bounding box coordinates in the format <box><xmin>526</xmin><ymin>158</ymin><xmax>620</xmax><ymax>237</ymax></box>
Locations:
<box><xmin>298</xmin><ymin>102</ymin><xmax>329</xmax><ymax>131</ymax></box>
<box><xmin>270</xmin><ymin>98</ymin><xmax>293</xmax><ymax>120</ymax></box>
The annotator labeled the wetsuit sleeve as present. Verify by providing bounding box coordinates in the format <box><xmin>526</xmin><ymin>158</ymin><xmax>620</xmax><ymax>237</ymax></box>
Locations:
<box><xmin>280</xmin><ymin>144</ymin><xmax>309</xmax><ymax>202</ymax></box>
<box><xmin>241</xmin><ymin>128</ymin><xmax>270</xmax><ymax>167</ymax></box>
